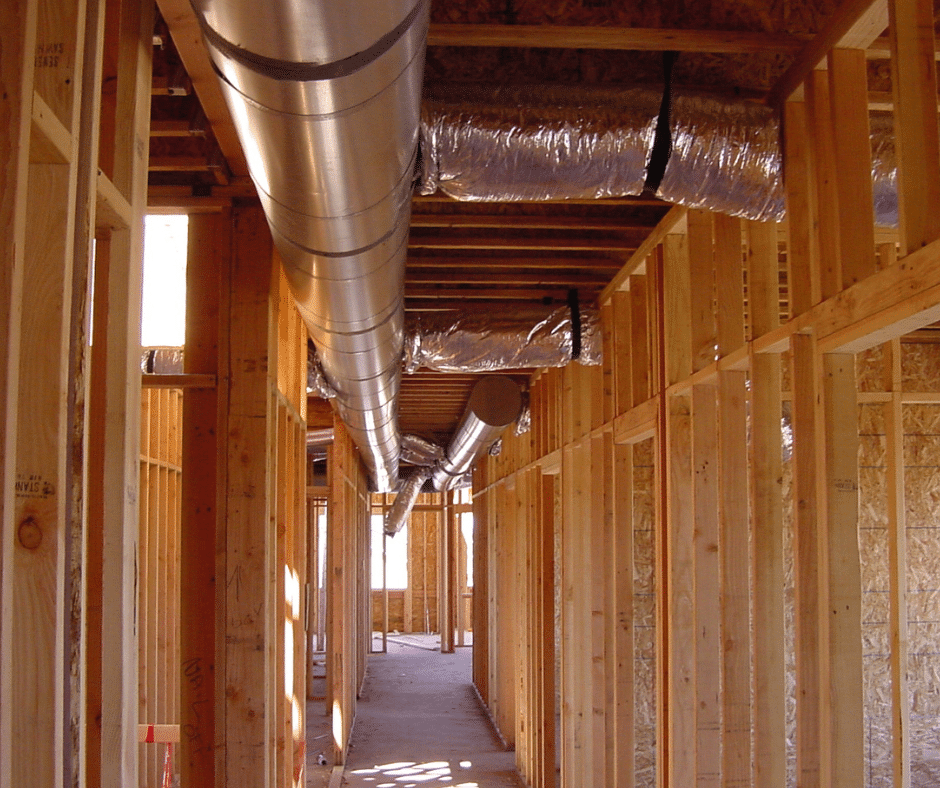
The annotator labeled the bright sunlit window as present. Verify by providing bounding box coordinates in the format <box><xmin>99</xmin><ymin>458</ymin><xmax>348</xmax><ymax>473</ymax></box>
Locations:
<box><xmin>141</xmin><ymin>214</ymin><xmax>188</xmax><ymax>347</ymax></box>
<box><xmin>460</xmin><ymin>512</ymin><xmax>474</xmax><ymax>588</ymax></box>
<box><xmin>372</xmin><ymin>514</ymin><xmax>408</xmax><ymax>589</ymax></box>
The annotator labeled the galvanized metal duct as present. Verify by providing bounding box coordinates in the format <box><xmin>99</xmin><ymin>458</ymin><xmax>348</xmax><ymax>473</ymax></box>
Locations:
<box><xmin>430</xmin><ymin>375</ymin><xmax>523</xmax><ymax>492</ymax></box>
<box><xmin>389</xmin><ymin>377</ymin><xmax>513</xmax><ymax>533</ymax></box>
<box><xmin>385</xmin><ymin>375</ymin><xmax>522</xmax><ymax>534</ymax></box>
<box><xmin>383</xmin><ymin>467</ymin><xmax>431</xmax><ymax>536</ymax></box>
<box><xmin>418</xmin><ymin>82</ymin><xmax>899</xmax><ymax>226</ymax></box>
<box><xmin>194</xmin><ymin>0</ymin><xmax>429</xmax><ymax>492</ymax></box>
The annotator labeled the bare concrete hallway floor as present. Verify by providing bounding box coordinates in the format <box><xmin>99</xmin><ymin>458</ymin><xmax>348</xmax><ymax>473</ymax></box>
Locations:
<box><xmin>338</xmin><ymin>636</ymin><xmax>523</xmax><ymax>788</ymax></box>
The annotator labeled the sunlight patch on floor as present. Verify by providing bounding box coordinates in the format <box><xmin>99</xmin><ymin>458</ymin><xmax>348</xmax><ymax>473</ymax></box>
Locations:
<box><xmin>349</xmin><ymin>759</ymin><xmax>479</xmax><ymax>787</ymax></box>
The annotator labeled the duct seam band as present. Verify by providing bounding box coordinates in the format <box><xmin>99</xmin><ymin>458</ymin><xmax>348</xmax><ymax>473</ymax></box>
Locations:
<box><xmin>274</xmin><ymin>217</ymin><xmax>403</xmax><ymax>260</ymax></box>
<box><xmin>193</xmin><ymin>0</ymin><xmax>429</xmax><ymax>82</ymax></box>
<box><xmin>436</xmin><ymin>465</ymin><xmax>466</xmax><ymax>480</ymax></box>
<box><xmin>643</xmin><ymin>50</ymin><xmax>678</xmax><ymax>196</ymax></box>
<box><xmin>567</xmin><ymin>290</ymin><xmax>581</xmax><ymax>362</ymax></box>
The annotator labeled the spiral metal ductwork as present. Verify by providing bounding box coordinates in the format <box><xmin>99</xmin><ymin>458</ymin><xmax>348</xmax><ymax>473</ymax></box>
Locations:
<box><xmin>383</xmin><ymin>467</ymin><xmax>432</xmax><ymax>536</ymax></box>
<box><xmin>193</xmin><ymin>0</ymin><xmax>429</xmax><ymax>492</ymax></box>
<box><xmin>430</xmin><ymin>376</ymin><xmax>523</xmax><ymax>492</ymax></box>
<box><xmin>384</xmin><ymin>376</ymin><xmax>522</xmax><ymax>534</ymax></box>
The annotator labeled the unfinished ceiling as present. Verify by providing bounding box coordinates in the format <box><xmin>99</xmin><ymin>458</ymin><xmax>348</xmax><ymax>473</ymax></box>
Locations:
<box><xmin>146</xmin><ymin>0</ymin><xmax>912</xmax><ymax>447</ymax></box>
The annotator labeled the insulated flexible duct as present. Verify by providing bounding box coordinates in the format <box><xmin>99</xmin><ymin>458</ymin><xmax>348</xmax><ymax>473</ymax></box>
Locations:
<box><xmin>194</xmin><ymin>0</ymin><xmax>429</xmax><ymax>492</ymax></box>
<box><xmin>404</xmin><ymin>304</ymin><xmax>601</xmax><ymax>373</ymax></box>
<box><xmin>418</xmin><ymin>82</ymin><xmax>898</xmax><ymax>225</ymax></box>
<box><xmin>383</xmin><ymin>467</ymin><xmax>431</xmax><ymax>536</ymax></box>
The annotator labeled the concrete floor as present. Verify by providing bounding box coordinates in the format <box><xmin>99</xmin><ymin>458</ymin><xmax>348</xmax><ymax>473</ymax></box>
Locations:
<box><xmin>305</xmin><ymin>635</ymin><xmax>523</xmax><ymax>788</ymax></box>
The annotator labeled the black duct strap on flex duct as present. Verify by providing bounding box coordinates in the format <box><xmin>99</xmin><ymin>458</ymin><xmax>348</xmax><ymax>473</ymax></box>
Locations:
<box><xmin>567</xmin><ymin>288</ymin><xmax>582</xmax><ymax>362</ymax></box>
<box><xmin>643</xmin><ymin>50</ymin><xmax>679</xmax><ymax>196</ymax></box>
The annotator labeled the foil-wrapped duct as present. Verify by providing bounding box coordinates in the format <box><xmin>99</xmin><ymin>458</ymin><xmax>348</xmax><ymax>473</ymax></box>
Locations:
<box><xmin>306</xmin><ymin>427</ymin><xmax>334</xmax><ymax>462</ymax></box>
<box><xmin>419</xmin><ymin>82</ymin><xmax>900</xmax><ymax>226</ymax></box>
<box><xmin>306</xmin><ymin>427</ymin><xmax>334</xmax><ymax>448</ymax></box>
<box><xmin>514</xmin><ymin>403</ymin><xmax>532</xmax><ymax>437</ymax></box>
<box><xmin>657</xmin><ymin>92</ymin><xmax>783</xmax><ymax>221</ymax></box>
<box><xmin>404</xmin><ymin>305</ymin><xmax>601</xmax><ymax>374</ymax></box>
<box><xmin>384</xmin><ymin>467</ymin><xmax>431</xmax><ymax>535</ymax></box>
<box><xmin>870</xmin><ymin>113</ymin><xmax>898</xmax><ymax>228</ymax></box>
<box><xmin>420</xmin><ymin>83</ymin><xmax>659</xmax><ymax>203</ymax></box>
<box><xmin>387</xmin><ymin>377</ymin><xmax>521</xmax><ymax>531</ymax></box>
<box><xmin>141</xmin><ymin>347</ymin><xmax>184</xmax><ymax>374</ymax></box>
<box><xmin>307</xmin><ymin>344</ymin><xmax>338</xmax><ymax>400</ymax></box>
<box><xmin>400</xmin><ymin>433</ymin><xmax>445</xmax><ymax>466</ymax></box>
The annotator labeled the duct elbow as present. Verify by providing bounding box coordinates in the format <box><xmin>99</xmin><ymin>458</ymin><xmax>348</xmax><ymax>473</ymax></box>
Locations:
<box><xmin>430</xmin><ymin>375</ymin><xmax>523</xmax><ymax>492</ymax></box>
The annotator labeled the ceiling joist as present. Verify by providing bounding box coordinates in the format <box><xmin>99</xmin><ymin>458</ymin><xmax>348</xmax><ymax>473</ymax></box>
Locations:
<box><xmin>427</xmin><ymin>23</ymin><xmax>809</xmax><ymax>54</ymax></box>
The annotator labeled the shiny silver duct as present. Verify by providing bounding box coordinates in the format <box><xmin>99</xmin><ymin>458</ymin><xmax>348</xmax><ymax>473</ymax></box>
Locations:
<box><xmin>418</xmin><ymin>82</ymin><xmax>899</xmax><ymax>226</ymax></box>
<box><xmin>404</xmin><ymin>304</ymin><xmax>601</xmax><ymax>373</ymax></box>
<box><xmin>383</xmin><ymin>467</ymin><xmax>431</xmax><ymax>536</ymax></box>
<box><xmin>194</xmin><ymin>0</ymin><xmax>429</xmax><ymax>492</ymax></box>
<box><xmin>140</xmin><ymin>347</ymin><xmax>183</xmax><ymax>374</ymax></box>
<box><xmin>430</xmin><ymin>375</ymin><xmax>523</xmax><ymax>492</ymax></box>
<box><xmin>400</xmin><ymin>434</ymin><xmax>444</xmax><ymax>466</ymax></box>
<box><xmin>306</xmin><ymin>427</ymin><xmax>334</xmax><ymax>449</ymax></box>
<box><xmin>384</xmin><ymin>375</ymin><xmax>522</xmax><ymax>535</ymax></box>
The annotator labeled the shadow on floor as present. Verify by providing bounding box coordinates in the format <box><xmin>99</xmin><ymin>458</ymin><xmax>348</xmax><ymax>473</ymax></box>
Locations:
<box><xmin>306</xmin><ymin>634</ymin><xmax>522</xmax><ymax>788</ymax></box>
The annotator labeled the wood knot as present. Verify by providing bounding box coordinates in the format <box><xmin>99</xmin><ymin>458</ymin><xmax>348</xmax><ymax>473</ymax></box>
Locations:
<box><xmin>18</xmin><ymin>516</ymin><xmax>42</xmax><ymax>550</ymax></box>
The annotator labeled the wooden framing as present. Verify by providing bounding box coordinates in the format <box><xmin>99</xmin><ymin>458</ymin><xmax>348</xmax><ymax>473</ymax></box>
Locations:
<box><xmin>173</xmin><ymin>207</ymin><xmax>310</xmax><ymax>788</ymax></box>
<box><xmin>138</xmin><ymin>386</ymin><xmax>182</xmax><ymax>788</ymax></box>
<box><xmin>327</xmin><ymin>419</ymin><xmax>369</xmax><ymax>766</ymax></box>
<box><xmin>8</xmin><ymin>0</ymin><xmax>940</xmax><ymax>785</ymax></box>
<box><xmin>179</xmin><ymin>212</ymin><xmax>224</xmax><ymax>788</ymax></box>
<box><xmin>427</xmin><ymin>24</ymin><xmax>808</xmax><ymax>54</ymax></box>
<box><xmin>471</xmin><ymin>8</ymin><xmax>940</xmax><ymax>780</ymax></box>
<box><xmin>1</xmin><ymin>0</ymin><xmax>151</xmax><ymax>784</ymax></box>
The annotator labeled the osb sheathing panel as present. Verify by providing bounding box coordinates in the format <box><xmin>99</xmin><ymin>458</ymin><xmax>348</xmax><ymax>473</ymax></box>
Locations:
<box><xmin>554</xmin><ymin>478</ymin><xmax>563</xmax><ymax>725</ymax></box>
<box><xmin>904</xmin><ymin>403</ymin><xmax>940</xmax><ymax>434</ymax></box>
<box><xmin>407</xmin><ymin>506</ymin><xmax>441</xmax><ymax>633</ymax></box>
<box><xmin>859</xmin><ymin>401</ymin><xmax>886</xmax><ymax>435</ymax></box>
<box><xmin>780</xmin><ymin>402</ymin><xmax>797</xmax><ymax>788</ymax></box>
<box><xmin>859</xmin><ymin>435</ymin><xmax>888</xmax><ymax>474</ymax></box>
<box><xmin>857</xmin><ymin>345</ymin><xmax>887</xmax><ymax>393</ymax></box>
<box><xmin>857</xmin><ymin>399</ymin><xmax>899</xmax><ymax>786</ymax></box>
<box><xmin>370</xmin><ymin>591</ymin><xmax>406</xmax><ymax>633</ymax></box>
<box><xmin>426</xmin><ymin>47</ymin><xmax>790</xmax><ymax>93</ymax></box>
<box><xmin>633</xmin><ymin>438</ymin><xmax>656</xmax><ymax>788</ymax></box>
<box><xmin>855</xmin><ymin>338</ymin><xmax>940</xmax><ymax>786</ymax></box>
<box><xmin>902</xmin><ymin>344</ymin><xmax>940</xmax><ymax>392</ymax></box>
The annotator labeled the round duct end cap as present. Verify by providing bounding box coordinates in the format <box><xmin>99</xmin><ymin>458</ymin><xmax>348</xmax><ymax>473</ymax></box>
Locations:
<box><xmin>468</xmin><ymin>375</ymin><xmax>524</xmax><ymax>427</ymax></box>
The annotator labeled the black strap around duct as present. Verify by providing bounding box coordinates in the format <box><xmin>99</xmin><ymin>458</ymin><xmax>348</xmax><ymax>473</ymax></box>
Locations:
<box><xmin>567</xmin><ymin>289</ymin><xmax>582</xmax><ymax>362</ymax></box>
<box><xmin>643</xmin><ymin>50</ymin><xmax>679</xmax><ymax>197</ymax></box>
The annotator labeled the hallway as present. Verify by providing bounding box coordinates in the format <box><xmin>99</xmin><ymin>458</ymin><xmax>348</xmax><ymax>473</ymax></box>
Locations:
<box><xmin>334</xmin><ymin>636</ymin><xmax>523</xmax><ymax>788</ymax></box>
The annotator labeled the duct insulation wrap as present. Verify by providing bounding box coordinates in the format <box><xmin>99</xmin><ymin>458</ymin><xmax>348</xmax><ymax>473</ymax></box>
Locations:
<box><xmin>306</xmin><ymin>427</ymin><xmax>334</xmax><ymax>448</ymax></box>
<box><xmin>870</xmin><ymin>113</ymin><xmax>899</xmax><ymax>227</ymax></box>
<box><xmin>419</xmin><ymin>82</ymin><xmax>900</xmax><ymax>226</ymax></box>
<box><xmin>384</xmin><ymin>467</ymin><xmax>431</xmax><ymax>535</ymax></box>
<box><xmin>194</xmin><ymin>0</ymin><xmax>430</xmax><ymax>492</ymax></box>
<box><xmin>400</xmin><ymin>434</ymin><xmax>444</xmax><ymax>466</ymax></box>
<box><xmin>404</xmin><ymin>304</ymin><xmax>601</xmax><ymax>373</ymax></box>
<box><xmin>141</xmin><ymin>347</ymin><xmax>183</xmax><ymax>374</ymax></box>
<box><xmin>431</xmin><ymin>375</ymin><xmax>523</xmax><ymax>492</ymax></box>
